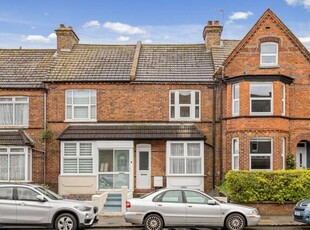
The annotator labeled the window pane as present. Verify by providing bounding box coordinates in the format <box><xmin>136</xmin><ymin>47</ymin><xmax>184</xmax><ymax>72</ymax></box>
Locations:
<box><xmin>17</xmin><ymin>188</ymin><xmax>39</xmax><ymax>201</ymax></box>
<box><xmin>0</xmin><ymin>98</ymin><xmax>12</xmax><ymax>101</ymax></box>
<box><xmin>115</xmin><ymin>150</ymin><xmax>129</xmax><ymax>172</ymax></box>
<box><xmin>186</xmin><ymin>159</ymin><xmax>201</xmax><ymax>174</ymax></box>
<box><xmin>15</xmin><ymin>103</ymin><xmax>28</xmax><ymax>125</ymax></box>
<box><xmin>79</xmin><ymin>158</ymin><xmax>93</xmax><ymax>173</ymax></box>
<box><xmin>251</xmin><ymin>156</ymin><xmax>271</xmax><ymax>169</ymax></box>
<box><xmin>179</xmin><ymin>92</ymin><xmax>191</xmax><ymax>104</ymax></box>
<box><xmin>10</xmin><ymin>148</ymin><xmax>24</xmax><ymax>153</ymax></box>
<box><xmin>233</xmin><ymin>156</ymin><xmax>239</xmax><ymax>170</ymax></box>
<box><xmin>10</xmin><ymin>155</ymin><xmax>25</xmax><ymax>180</ymax></box>
<box><xmin>233</xmin><ymin>84</ymin><xmax>239</xmax><ymax>99</ymax></box>
<box><xmin>74</xmin><ymin>106</ymin><xmax>89</xmax><ymax>119</ymax></box>
<box><xmin>161</xmin><ymin>191</ymin><xmax>183</xmax><ymax>203</ymax></box>
<box><xmin>73</xmin><ymin>91</ymin><xmax>89</xmax><ymax>104</ymax></box>
<box><xmin>170</xmin><ymin>106</ymin><xmax>175</xmax><ymax>118</ymax></box>
<box><xmin>250</xmin><ymin>140</ymin><xmax>271</xmax><ymax>154</ymax></box>
<box><xmin>251</xmin><ymin>84</ymin><xmax>272</xmax><ymax>98</ymax></box>
<box><xmin>233</xmin><ymin>101</ymin><xmax>239</xmax><ymax>114</ymax></box>
<box><xmin>171</xmin><ymin>143</ymin><xmax>184</xmax><ymax>156</ymax></box>
<box><xmin>0</xmin><ymin>187</ymin><xmax>13</xmax><ymax>200</ymax></box>
<box><xmin>99</xmin><ymin>150</ymin><xmax>113</xmax><ymax>172</ymax></box>
<box><xmin>261</xmin><ymin>43</ymin><xmax>277</xmax><ymax>54</ymax></box>
<box><xmin>63</xmin><ymin>158</ymin><xmax>77</xmax><ymax>173</ymax></box>
<box><xmin>185</xmin><ymin>191</ymin><xmax>208</xmax><ymax>204</ymax></box>
<box><xmin>233</xmin><ymin>139</ymin><xmax>239</xmax><ymax>155</ymax></box>
<box><xmin>90</xmin><ymin>105</ymin><xmax>96</xmax><ymax>119</ymax></box>
<box><xmin>66</xmin><ymin>105</ymin><xmax>72</xmax><ymax>119</ymax></box>
<box><xmin>251</xmin><ymin>100</ymin><xmax>271</xmax><ymax>113</ymax></box>
<box><xmin>0</xmin><ymin>155</ymin><xmax>8</xmax><ymax>180</ymax></box>
<box><xmin>66</xmin><ymin>91</ymin><xmax>72</xmax><ymax>105</ymax></box>
<box><xmin>195</xmin><ymin>106</ymin><xmax>199</xmax><ymax>118</ymax></box>
<box><xmin>80</xmin><ymin>143</ymin><xmax>92</xmax><ymax>156</ymax></box>
<box><xmin>113</xmin><ymin>174</ymin><xmax>129</xmax><ymax>189</ymax></box>
<box><xmin>170</xmin><ymin>159</ymin><xmax>185</xmax><ymax>174</ymax></box>
<box><xmin>90</xmin><ymin>90</ymin><xmax>96</xmax><ymax>104</ymax></box>
<box><xmin>171</xmin><ymin>92</ymin><xmax>175</xmax><ymax>105</ymax></box>
<box><xmin>64</xmin><ymin>143</ymin><xmax>77</xmax><ymax>156</ymax></box>
<box><xmin>0</xmin><ymin>104</ymin><xmax>13</xmax><ymax>125</ymax></box>
<box><xmin>139</xmin><ymin>151</ymin><xmax>149</xmax><ymax>170</ymax></box>
<box><xmin>195</xmin><ymin>92</ymin><xmax>199</xmax><ymax>105</ymax></box>
<box><xmin>188</xmin><ymin>143</ymin><xmax>200</xmax><ymax>156</ymax></box>
<box><xmin>262</xmin><ymin>56</ymin><xmax>276</xmax><ymax>64</ymax></box>
<box><xmin>180</xmin><ymin>106</ymin><xmax>190</xmax><ymax>117</ymax></box>
<box><xmin>15</xmin><ymin>97</ymin><xmax>27</xmax><ymax>102</ymax></box>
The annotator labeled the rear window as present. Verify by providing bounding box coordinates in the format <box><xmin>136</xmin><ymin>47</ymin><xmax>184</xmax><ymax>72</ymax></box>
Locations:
<box><xmin>0</xmin><ymin>187</ymin><xmax>13</xmax><ymax>200</ymax></box>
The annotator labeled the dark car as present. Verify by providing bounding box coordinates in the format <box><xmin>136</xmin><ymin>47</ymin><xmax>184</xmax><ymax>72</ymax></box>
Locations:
<box><xmin>293</xmin><ymin>199</ymin><xmax>310</xmax><ymax>224</ymax></box>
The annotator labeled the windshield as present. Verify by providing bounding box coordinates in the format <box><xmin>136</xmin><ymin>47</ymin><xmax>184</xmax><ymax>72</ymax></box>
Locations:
<box><xmin>139</xmin><ymin>189</ymin><xmax>161</xmax><ymax>199</ymax></box>
<box><xmin>35</xmin><ymin>186</ymin><xmax>63</xmax><ymax>200</ymax></box>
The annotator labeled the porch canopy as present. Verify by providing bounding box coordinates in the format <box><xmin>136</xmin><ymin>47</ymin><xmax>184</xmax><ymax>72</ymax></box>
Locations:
<box><xmin>0</xmin><ymin>130</ymin><xmax>34</xmax><ymax>146</ymax></box>
<box><xmin>58</xmin><ymin>124</ymin><xmax>205</xmax><ymax>141</ymax></box>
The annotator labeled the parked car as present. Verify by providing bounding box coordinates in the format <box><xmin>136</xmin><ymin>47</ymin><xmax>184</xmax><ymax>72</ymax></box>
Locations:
<box><xmin>293</xmin><ymin>198</ymin><xmax>310</xmax><ymax>224</ymax></box>
<box><xmin>0</xmin><ymin>184</ymin><xmax>98</xmax><ymax>230</ymax></box>
<box><xmin>124</xmin><ymin>188</ymin><xmax>260</xmax><ymax>230</ymax></box>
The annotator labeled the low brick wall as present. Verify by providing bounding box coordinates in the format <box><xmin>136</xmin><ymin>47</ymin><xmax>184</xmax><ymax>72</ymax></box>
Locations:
<box><xmin>236</xmin><ymin>202</ymin><xmax>296</xmax><ymax>215</ymax></box>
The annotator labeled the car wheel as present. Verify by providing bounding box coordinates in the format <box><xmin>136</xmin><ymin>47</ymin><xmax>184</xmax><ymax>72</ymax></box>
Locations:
<box><xmin>55</xmin><ymin>213</ymin><xmax>77</xmax><ymax>230</ymax></box>
<box><xmin>225</xmin><ymin>213</ymin><xmax>245</xmax><ymax>230</ymax></box>
<box><xmin>144</xmin><ymin>214</ymin><xmax>164</xmax><ymax>230</ymax></box>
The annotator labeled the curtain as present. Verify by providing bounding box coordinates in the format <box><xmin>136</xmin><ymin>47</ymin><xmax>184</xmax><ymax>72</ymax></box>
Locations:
<box><xmin>10</xmin><ymin>155</ymin><xmax>25</xmax><ymax>180</ymax></box>
<box><xmin>0</xmin><ymin>104</ymin><xmax>13</xmax><ymax>125</ymax></box>
<box><xmin>188</xmin><ymin>143</ymin><xmax>200</xmax><ymax>156</ymax></box>
<box><xmin>170</xmin><ymin>159</ymin><xmax>185</xmax><ymax>174</ymax></box>
<box><xmin>0</xmin><ymin>155</ymin><xmax>8</xmax><ymax>180</ymax></box>
<box><xmin>15</xmin><ymin>103</ymin><xmax>28</xmax><ymax>125</ymax></box>
<box><xmin>171</xmin><ymin>143</ymin><xmax>184</xmax><ymax>156</ymax></box>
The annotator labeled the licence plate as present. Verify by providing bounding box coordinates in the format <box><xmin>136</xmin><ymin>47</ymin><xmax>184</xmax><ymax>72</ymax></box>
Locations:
<box><xmin>295</xmin><ymin>211</ymin><xmax>301</xmax><ymax>216</ymax></box>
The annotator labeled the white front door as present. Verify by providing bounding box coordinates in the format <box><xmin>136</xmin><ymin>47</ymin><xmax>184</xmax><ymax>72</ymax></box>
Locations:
<box><xmin>297</xmin><ymin>142</ymin><xmax>307</xmax><ymax>169</ymax></box>
<box><xmin>136</xmin><ymin>144</ymin><xmax>151</xmax><ymax>189</ymax></box>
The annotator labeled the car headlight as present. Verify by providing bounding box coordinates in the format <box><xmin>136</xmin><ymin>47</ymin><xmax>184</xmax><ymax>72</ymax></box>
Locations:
<box><xmin>74</xmin><ymin>205</ymin><xmax>92</xmax><ymax>212</ymax></box>
<box><xmin>248</xmin><ymin>209</ymin><xmax>258</xmax><ymax>215</ymax></box>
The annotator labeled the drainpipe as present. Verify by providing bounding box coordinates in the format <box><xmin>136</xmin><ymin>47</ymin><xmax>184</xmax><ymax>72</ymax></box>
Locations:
<box><xmin>212</xmin><ymin>84</ymin><xmax>216</xmax><ymax>189</ymax></box>
<box><xmin>43</xmin><ymin>88</ymin><xmax>47</xmax><ymax>184</ymax></box>
<box><xmin>219</xmin><ymin>66</ymin><xmax>224</xmax><ymax>182</ymax></box>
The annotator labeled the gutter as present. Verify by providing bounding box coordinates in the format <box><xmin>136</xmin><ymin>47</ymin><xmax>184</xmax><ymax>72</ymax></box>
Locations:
<box><xmin>219</xmin><ymin>66</ymin><xmax>224</xmax><ymax>182</ymax></box>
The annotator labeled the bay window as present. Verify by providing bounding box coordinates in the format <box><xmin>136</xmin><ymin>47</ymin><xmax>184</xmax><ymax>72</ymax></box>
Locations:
<box><xmin>250</xmin><ymin>83</ymin><xmax>273</xmax><ymax>115</ymax></box>
<box><xmin>0</xmin><ymin>147</ymin><xmax>32</xmax><ymax>181</ymax></box>
<box><xmin>62</xmin><ymin>142</ymin><xmax>93</xmax><ymax>174</ymax></box>
<box><xmin>66</xmin><ymin>90</ymin><xmax>96</xmax><ymax>121</ymax></box>
<box><xmin>167</xmin><ymin>141</ymin><xmax>203</xmax><ymax>175</ymax></box>
<box><xmin>250</xmin><ymin>138</ymin><xmax>272</xmax><ymax>170</ymax></box>
<box><xmin>170</xmin><ymin>90</ymin><xmax>200</xmax><ymax>121</ymax></box>
<box><xmin>0</xmin><ymin>97</ymin><xmax>29</xmax><ymax>126</ymax></box>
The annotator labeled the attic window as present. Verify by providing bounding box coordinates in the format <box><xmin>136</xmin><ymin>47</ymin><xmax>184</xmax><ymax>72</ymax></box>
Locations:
<box><xmin>260</xmin><ymin>42</ymin><xmax>278</xmax><ymax>67</ymax></box>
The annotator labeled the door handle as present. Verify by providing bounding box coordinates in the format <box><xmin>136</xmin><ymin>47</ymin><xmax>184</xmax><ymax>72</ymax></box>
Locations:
<box><xmin>187</xmin><ymin>205</ymin><xmax>192</xmax><ymax>208</ymax></box>
<box><xmin>157</xmin><ymin>204</ymin><xmax>162</xmax><ymax>207</ymax></box>
<box><xmin>18</xmin><ymin>202</ymin><xmax>26</xmax><ymax>206</ymax></box>
<box><xmin>141</xmin><ymin>174</ymin><xmax>147</xmax><ymax>176</ymax></box>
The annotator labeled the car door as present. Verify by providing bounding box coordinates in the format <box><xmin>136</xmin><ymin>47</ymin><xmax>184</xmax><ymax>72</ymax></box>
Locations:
<box><xmin>184</xmin><ymin>190</ymin><xmax>221</xmax><ymax>226</ymax></box>
<box><xmin>16</xmin><ymin>187</ymin><xmax>50</xmax><ymax>224</ymax></box>
<box><xmin>0</xmin><ymin>186</ymin><xmax>16</xmax><ymax>223</ymax></box>
<box><xmin>155</xmin><ymin>190</ymin><xmax>186</xmax><ymax>225</ymax></box>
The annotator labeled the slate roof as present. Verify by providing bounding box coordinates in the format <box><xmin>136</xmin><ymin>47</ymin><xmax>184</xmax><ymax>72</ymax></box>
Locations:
<box><xmin>58</xmin><ymin>124</ymin><xmax>205</xmax><ymax>141</ymax></box>
<box><xmin>211</xmin><ymin>40</ymin><xmax>240</xmax><ymax>70</ymax></box>
<box><xmin>0</xmin><ymin>130</ymin><xmax>34</xmax><ymax>146</ymax></box>
<box><xmin>49</xmin><ymin>44</ymin><xmax>136</xmax><ymax>82</ymax></box>
<box><xmin>135</xmin><ymin>44</ymin><xmax>215</xmax><ymax>82</ymax></box>
<box><xmin>0</xmin><ymin>49</ymin><xmax>55</xmax><ymax>89</ymax></box>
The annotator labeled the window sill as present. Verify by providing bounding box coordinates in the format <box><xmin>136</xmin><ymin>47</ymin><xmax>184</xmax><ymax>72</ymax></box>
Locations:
<box><xmin>169</xmin><ymin>118</ymin><xmax>201</xmax><ymax>122</ymax></box>
<box><xmin>64</xmin><ymin>120</ymin><xmax>97</xmax><ymax>123</ymax></box>
<box><xmin>0</xmin><ymin>125</ymin><xmax>29</xmax><ymax>128</ymax></box>
<box><xmin>250</xmin><ymin>113</ymin><xmax>273</xmax><ymax>116</ymax></box>
<box><xmin>60</xmin><ymin>174</ymin><xmax>96</xmax><ymax>176</ymax></box>
<box><xmin>166</xmin><ymin>174</ymin><xmax>204</xmax><ymax>177</ymax></box>
<box><xmin>259</xmin><ymin>65</ymin><xmax>279</xmax><ymax>69</ymax></box>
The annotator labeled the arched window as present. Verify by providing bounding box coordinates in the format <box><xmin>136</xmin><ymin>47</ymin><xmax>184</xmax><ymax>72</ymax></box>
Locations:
<box><xmin>260</xmin><ymin>42</ymin><xmax>278</xmax><ymax>67</ymax></box>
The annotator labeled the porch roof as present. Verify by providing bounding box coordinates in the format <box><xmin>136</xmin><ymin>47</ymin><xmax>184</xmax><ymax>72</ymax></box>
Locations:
<box><xmin>0</xmin><ymin>130</ymin><xmax>34</xmax><ymax>146</ymax></box>
<box><xmin>58</xmin><ymin>124</ymin><xmax>205</xmax><ymax>141</ymax></box>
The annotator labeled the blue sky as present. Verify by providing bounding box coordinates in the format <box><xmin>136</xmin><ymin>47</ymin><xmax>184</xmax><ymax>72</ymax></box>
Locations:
<box><xmin>0</xmin><ymin>0</ymin><xmax>309</xmax><ymax>49</ymax></box>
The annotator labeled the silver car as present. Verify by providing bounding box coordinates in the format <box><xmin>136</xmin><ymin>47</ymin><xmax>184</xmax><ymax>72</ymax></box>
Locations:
<box><xmin>0</xmin><ymin>184</ymin><xmax>98</xmax><ymax>230</ymax></box>
<box><xmin>124</xmin><ymin>188</ymin><xmax>260</xmax><ymax>230</ymax></box>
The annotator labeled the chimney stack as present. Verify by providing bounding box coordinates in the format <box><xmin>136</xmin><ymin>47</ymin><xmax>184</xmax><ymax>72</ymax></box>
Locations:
<box><xmin>55</xmin><ymin>24</ymin><xmax>79</xmax><ymax>52</ymax></box>
<box><xmin>203</xmin><ymin>20</ymin><xmax>223</xmax><ymax>49</ymax></box>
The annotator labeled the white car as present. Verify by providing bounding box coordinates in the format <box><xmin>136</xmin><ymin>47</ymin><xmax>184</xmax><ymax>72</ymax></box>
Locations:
<box><xmin>124</xmin><ymin>188</ymin><xmax>260</xmax><ymax>230</ymax></box>
<box><xmin>0</xmin><ymin>184</ymin><xmax>99</xmax><ymax>230</ymax></box>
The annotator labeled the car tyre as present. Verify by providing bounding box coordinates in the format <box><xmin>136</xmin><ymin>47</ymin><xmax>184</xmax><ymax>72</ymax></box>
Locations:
<box><xmin>225</xmin><ymin>213</ymin><xmax>245</xmax><ymax>230</ymax></box>
<box><xmin>55</xmin><ymin>213</ymin><xmax>77</xmax><ymax>230</ymax></box>
<box><xmin>144</xmin><ymin>213</ymin><xmax>164</xmax><ymax>230</ymax></box>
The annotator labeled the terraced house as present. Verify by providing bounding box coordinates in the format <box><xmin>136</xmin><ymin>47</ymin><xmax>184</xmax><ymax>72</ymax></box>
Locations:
<box><xmin>0</xmin><ymin>9</ymin><xmax>309</xmax><ymax>197</ymax></box>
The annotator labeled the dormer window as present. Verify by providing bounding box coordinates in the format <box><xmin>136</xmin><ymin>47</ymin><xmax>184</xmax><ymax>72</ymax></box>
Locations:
<box><xmin>260</xmin><ymin>42</ymin><xmax>278</xmax><ymax>67</ymax></box>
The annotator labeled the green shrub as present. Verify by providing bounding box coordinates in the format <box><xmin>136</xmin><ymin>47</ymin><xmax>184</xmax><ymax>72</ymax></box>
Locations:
<box><xmin>219</xmin><ymin>170</ymin><xmax>310</xmax><ymax>204</ymax></box>
<box><xmin>286</xmin><ymin>154</ymin><xmax>296</xmax><ymax>170</ymax></box>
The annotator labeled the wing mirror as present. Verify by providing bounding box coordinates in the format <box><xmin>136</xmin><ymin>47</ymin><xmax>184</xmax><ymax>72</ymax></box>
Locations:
<box><xmin>36</xmin><ymin>194</ymin><xmax>46</xmax><ymax>202</ymax></box>
<box><xmin>207</xmin><ymin>200</ymin><xmax>216</xmax><ymax>205</ymax></box>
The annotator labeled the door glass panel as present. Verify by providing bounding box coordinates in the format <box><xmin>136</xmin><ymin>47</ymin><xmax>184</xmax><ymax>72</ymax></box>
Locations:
<box><xmin>99</xmin><ymin>150</ymin><xmax>113</xmax><ymax>172</ymax></box>
<box><xmin>139</xmin><ymin>151</ymin><xmax>149</xmax><ymax>170</ymax></box>
<box><xmin>0</xmin><ymin>187</ymin><xmax>13</xmax><ymax>200</ymax></box>
<box><xmin>160</xmin><ymin>191</ymin><xmax>183</xmax><ymax>203</ymax></box>
<box><xmin>114</xmin><ymin>174</ymin><xmax>129</xmax><ymax>189</ymax></box>
<box><xmin>115</xmin><ymin>150</ymin><xmax>129</xmax><ymax>172</ymax></box>
<box><xmin>185</xmin><ymin>191</ymin><xmax>209</xmax><ymax>204</ymax></box>
<box><xmin>17</xmin><ymin>188</ymin><xmax>39</xmax><ymax>201</ymax></box>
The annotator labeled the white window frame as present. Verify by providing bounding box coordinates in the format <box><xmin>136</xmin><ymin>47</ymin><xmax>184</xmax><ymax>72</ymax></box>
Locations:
<box><xmin>61</xmin><ymin>141</ymin><xmax>94</xmax><ymax>175</ymax></box>
<box><xmin>250</xmin><ymin>83</ymin><xmax>273</xmax><ymax>115</ymax></box>
<box><xmin>250</xmin><ymin>138</ymin><xmax>273</xmax><ymax>170</ymax></box>
<box><xmin>232</xmin><ymin>138</ymin><xmax>239</xmax><ymax>170</ymax></box>
<box><xmin>281</xmin><ymin>138</ymin><xmax>285</xmax><ymax>170</ymax></box>
<box><xmin>232</xmin><ymin>84</ymin><xmax>239</xmax><ymax>116</ymax></box>
<box><xmin>169</xmin><ymin>90</ymin><xmax>200</xmax><ymax>121</ymax></box>
<box><xmin>0</xmin><ymin>96</ymin><xmax>29</xmax><ymax>127</ymax></box>
<box><xmin>166</xmin><ymin>141</ymin><xmax>204</xmax><ymax>176</ymax></box>
<box><xmin>281</xmin><ymin>84</ymin><xmax>285</xmax><ymax>116</ymax></box>
<box><xmin>0</xmin><ymin>146</ymin><xmax>32</xmax><ymax>182</ymax></box>
<box><xmin>260</xmin><ymin>42</ymin><xmax>278</xmax><ymax>67</ymax></box>
<box><xmin>65</xmin><ymin>90</ymin><xmax>96</xmax><ymax>122</ymax></box>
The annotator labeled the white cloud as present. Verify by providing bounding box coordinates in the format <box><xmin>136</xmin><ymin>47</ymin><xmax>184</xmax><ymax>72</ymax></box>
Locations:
<box><xmin>299</xmin><ymin>37</ymin><xmax>310</xmax><ymax>49</ymax></box>
<box><xmin>117</xmin><ymin>36</ymin><xmax>130</xmax><ymax>42</ymax></box>
<box><xmin>143</xmin><ymin>39</ymin><xmax>153</xmax><ymax>44</ymax></box>
<box><xmin>285</xmin><ymin>0</ymin><xmax>310</xmax><ymax>8</ymax></box>
<box><xmin>23</xmin><ymin>33</ymin><xmax>56</xmax><ymax>43</ymax></box>
<box><xmin>103</xmin><ymin>22</ymin><xmax>146</xmax><ymax>35</ymax></box>
<box><xmin>229</xmin><ymin>11</ymin><xmax>254</xmax><ymax>21</ymax></box>
<box><xmin>83</xmin><ymin>20</ymin><xmax>101</xmax><ymax>29</ymax></box>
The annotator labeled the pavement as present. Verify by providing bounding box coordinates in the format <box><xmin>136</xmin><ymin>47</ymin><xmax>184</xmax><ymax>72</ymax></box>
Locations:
<box><xmin>91</xmin><ymin>215</ymin><xmax>307</xmax><ymax>228</ymax></box>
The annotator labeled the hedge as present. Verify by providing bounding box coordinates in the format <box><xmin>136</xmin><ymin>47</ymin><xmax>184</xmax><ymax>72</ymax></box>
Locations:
<box><xmin>219</xmin><ymin>170</ymin><xmax>310</xmax><ymax>204</ymax></box>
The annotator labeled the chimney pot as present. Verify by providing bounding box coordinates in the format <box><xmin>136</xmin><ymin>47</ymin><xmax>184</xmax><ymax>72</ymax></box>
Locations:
<box><xmin>60</xmin><ymin>24</ymin><xmax>65</xmax><ymax>28</ymax></box>
<box><xmin>207</xmin><ymin>21</ymin><xmax>213</xmax><ymax>26</ymax></box>
<box><xmin>55</xmin><ymin>24</ymin><xmax>79</xmax><ymax>51</ymax></box>
<box><xmin>203</xmin><ymin>20</ymin><xmax>223</xmax><ymax>49</ymax></box>
<box><xmin>214</xmin><ymin>20</ymin><xmax>219</xmax><ymax>26</ymax></box>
